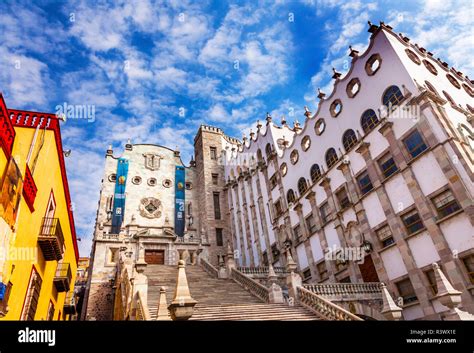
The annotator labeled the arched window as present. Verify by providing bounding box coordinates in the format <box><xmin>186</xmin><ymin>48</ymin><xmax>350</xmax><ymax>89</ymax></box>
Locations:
<box><xmin>382</xmin><ymin>85</ymin><xmax>404</xmax><ymax>109</ymax></box>
<box><xmin>297</xmin><ymin>177</ymin><xmax>307</xmax><ymax>195</ymax></box>
<box><xmin>325</xmin><ymin>148</ymin><xmax>338</xmax><ymax>169</ymax></box>
<box><xmin>310</xmin><ymin>164</ymin><xmax>321</xmax><ymax>183</ymax></box>
<box><xmin>342</xmin><ymin>129</ymin><xmax>358</xmax><ymax>152</ymax></box>
<box><xmin>287</xmin><ymin>189</ymin><xmax>296</xmax><ymax>204</ymax></box>
<box><xmin>425</xmin><ymin>81</ymin><xmax>439</xmax><ymax>96</ymax></box>
<box><xmin>265</xmin><ymin>143</ymin><xmax>273</xmax><ymax>157</ymax></box>
<box><xmin>257</xmin><ymin>149</ymin><xmax>263</xmax><ymax>162</ymax></box>
<box><xmin>360</xmin><ymin>109</ymin><xmax>379</xmax><ymax>134</ymax></box>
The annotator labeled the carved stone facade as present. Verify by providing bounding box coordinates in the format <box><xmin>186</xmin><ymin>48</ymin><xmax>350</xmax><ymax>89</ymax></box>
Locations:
<box><xmin>224</xmin><ymin>23</ymin><xmax>474</xmax><ymax>320</ymax></box>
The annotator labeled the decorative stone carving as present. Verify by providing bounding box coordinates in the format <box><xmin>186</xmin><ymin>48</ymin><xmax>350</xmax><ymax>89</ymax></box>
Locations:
<box><xmin>139</xmin><ymin>197</ymin><xmax>162</xmax><ymax>219</ymax></box>
<box><xmin>143</xmin><ymin>153</ymin><xmax>162</xmax><ymax>171</ymax></box>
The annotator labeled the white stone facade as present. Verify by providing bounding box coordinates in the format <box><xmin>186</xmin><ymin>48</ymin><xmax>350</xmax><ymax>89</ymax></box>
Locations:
<box><xmin>224</xmin><ymin>24</ymin><xmax>474</xmax><ymax>320</ymax></box>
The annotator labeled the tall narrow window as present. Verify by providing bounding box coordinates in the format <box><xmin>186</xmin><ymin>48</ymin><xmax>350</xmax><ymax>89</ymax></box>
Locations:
<box><xmin>47</xmin><ymin>301</ymin><xmax>55</xmax><ymax>321</ymax></box>
<box><xmin>425</xmin><ymin>269</ymin><xmax>438</xmax><ymax>295</ymax></box>
<box><xmin>396</xmin><ymin>278</ymin><xmax>418</xmax><ymax>304</ymax></box>
<box><xmin>216</xmin><ymin>228</ymin><xmax>223</xmax><ymax>246</ymax></box>
<box><xmin>310</xmin><ymin>164</ymin><xmax>321</xmax><ymax>183</ymax></box>
<box><xmin>376</xmin><ymin>225</ymin><xmax>395</xmax><ymax>248</ymax></box>
<box><xmin>212</xmin><ymin>173</ymin><xmax>219</xmax><ymax>185</ymax></box>
<box><xmin>462</xmin><ymin>255</ymin><xmax>474</xmax><ymax>284</ymax></box>
<box><xmin>325</xmin><ymin>148</ymin><xmax>338</xmax><ymax>169</ymax></box>
<box><xmin>287</xmin><ymin>189</ymin><xmax>296</xmax><ymax>205</ymax></box>
<box><xmin>404</xmin><ymin>130</ymin><xmax>427</xmax><ymax>158</ymax></box>
<box><xmin>432</xmin><ymin>190</ymin><xmax>461</xmax><ymax>219</ymax></box>
<box><xmin>297</xmin><ymin>177</ymin><xmax>308</xmax><ymax>196</ymax></box>
<box><xmin>213</xmin><ymin>192</ymin><xmax>221</xmax><ymax>219</ymax></box>
<box><xmin>336</xmin><ymin>188</ymin><xmax>351</xmax><ymax>210</ymax></box>
<box><xmin>360</xmin><ymin>109</ymin><xmax>379</xmax><ymax>134</ymax></box>
<box><xmin>383</xmin><ymin>85</ymin><xmax>404</xmax><ymax>110</ymax></box>
<box><xmin>357</xmin><ymin>171</ymin><xmax>373</xmax><ymax>195</ymax></box>
<box><xmin>401</xmin><ymin>209</ymin><xmax>424</xmax><ymax>235</ymax></box>
<box><xmin>342</xmin><ymin>129</ymin><xmax>358</xmax><ymax>152</ymax></box>
<box><xmin>305</xmin><ymin>214</ymin><xmax>317</xmax><ymax>235</ymax></box>
<box><xmin>210</xmin><ymin>147</ymin><xmax>217</xmax><ymax>160</ymax></box>
<box><xmin>378</xmin><ymin>153</ymin><xmax>398</xmax><ymax>178</ymax></box>
<box><xmin>21</xmin><ymin>267</ymin><xmax>43</xmax><ymax>321</ymax></box>
<box><xmin>320</xmin><ymin>202</ymin><xmax>330</xmax><ymax>224</ymax></box>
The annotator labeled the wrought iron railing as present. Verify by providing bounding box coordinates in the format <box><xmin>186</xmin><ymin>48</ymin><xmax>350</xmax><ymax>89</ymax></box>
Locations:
<box><xmin>230</xmin><ymin>268</ymin><xmax>269</xmax><ymax>303</ymax></box>
<box><xmin>297</xmin><ymin>286</ymin><xmax>362</xmax><ymax>321</ymax></box>
<box><xmin>38</xmin><ymin>217</ymin><xmax>65</xmax><ymax>260</ymax></box>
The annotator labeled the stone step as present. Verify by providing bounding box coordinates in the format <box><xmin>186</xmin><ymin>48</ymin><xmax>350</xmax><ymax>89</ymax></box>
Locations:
<box><xmin>145</xmin><ymin>264</ymin><xmax>319</xmax><ymax>321</ymax></box>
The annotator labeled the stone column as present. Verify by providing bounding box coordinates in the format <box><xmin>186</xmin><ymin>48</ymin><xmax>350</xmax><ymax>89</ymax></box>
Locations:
<box><xmin>306</xmin><ymin>191</ymin><xmax>336</xmax><ymax>282</ymax></box>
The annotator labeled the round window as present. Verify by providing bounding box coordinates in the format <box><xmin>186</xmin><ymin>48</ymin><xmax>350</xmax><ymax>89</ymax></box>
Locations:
<box><xmin>301</xmin><ymin>136</ymin><xmax>311</xmax><ymax>151</ymax></box>
<box><xmin>280</xmin><ymin>163</ymin><xmax>288</xmax><ymax>176</ymax></box>
<box><xmin>290</xmin><ymin>150</ymin><xmax>299</xmax><ymax>165</ymax></box>
<box><xmin>330</xmin><ymin>100</ymin><xmax>342</xmax><ymax>117</ymax></box>
<box><xmin>162</xmin><ymin>179</ymin><xmax>172</xmax><ymax>188</ymax></box>
<box><xmin>405</xmin><ymin>49</ymin><xmax>421</xmax><ymax>65</ymax></box>
<box><xmin>315</xmin><ymin>118</ymin><xmax>326</xmax><ymax>135</ymax></box>
<box><xmin>346</xmin><ymin>78</ymin><xmax>361</xmax><ymax>98</ymax></box>
<box><xmin>148</xmin><ymin>178</ymin><xmax>157</xmax><ymax>186</ymax></box>
<box><xmin>365</xmin><ymin>53</ymin><xmax>381</xmax><ymax>76</ymax></box>
<box><xmin>423</xmin><ymin>60</ymin><xmax>438</xmax><ymax>75</ymax></box>
<box><xmin>108</xmin><ymin>174</ymin><xmax>116</xmax><ymax>182</ymax></box>
<box><xmin>132</xmin><ymin>176</ymin><xmax>142</xmax><ymax>185</ymax></box>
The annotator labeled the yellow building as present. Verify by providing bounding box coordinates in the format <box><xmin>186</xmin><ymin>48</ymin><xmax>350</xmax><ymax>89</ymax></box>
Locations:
<box><xmin>0</xmin><ymin>93</ymin><xmax>79</xmax><ymax>320</ymax></box>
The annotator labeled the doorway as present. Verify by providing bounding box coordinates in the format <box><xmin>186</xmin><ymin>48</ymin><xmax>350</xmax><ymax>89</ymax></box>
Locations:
<box><xmin>144</xmin><ymin>250</ymin><xmax>165</xmax><ymax>265</ymax></box>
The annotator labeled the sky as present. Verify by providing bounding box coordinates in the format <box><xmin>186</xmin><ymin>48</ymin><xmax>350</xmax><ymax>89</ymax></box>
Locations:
<box><xmin>0</xmin><ymin>0</ymin><xmax>472</xmax><ymax>257</ymax></box>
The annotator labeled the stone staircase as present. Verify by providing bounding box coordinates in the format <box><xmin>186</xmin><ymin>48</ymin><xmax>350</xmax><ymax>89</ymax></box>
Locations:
<box><xmin>145</xmin><ymin>264</ymin><xmax>319</xmax><ymax>321</ymax></box>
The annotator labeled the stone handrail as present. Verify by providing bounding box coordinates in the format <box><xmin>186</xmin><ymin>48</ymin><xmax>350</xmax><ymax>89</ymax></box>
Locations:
<box><xmin>200</xmin><ymin>258</ymin><xmax>219</xmax><ymax>278</ymax></box>
<box><xmin>116</xmin><ymin>256</ymin><xmax>133</xmax><ymax>320</ymax></box>
<box><xmin>237</xmin><ymin>266</ymin><xmax>288</xmax><ymax>275</ymax></box>
<box><xmin>135</xmin><ymin>290</ymin><xmax>151</xmax><ymax>321</ymax></box>
<box><xmin>303</xmin><ymin>282</ymin><xmax>382</xmax><ymax>300</ymax></box>
<box><xmin>230</xmin><ymin>268</ymin><xmax>269</xmax><ymax>303</ymax></box>
<box><xmin>297</xmin><ymin>286</ymin><xmax>363</xmax><ymax>321</ymax></box>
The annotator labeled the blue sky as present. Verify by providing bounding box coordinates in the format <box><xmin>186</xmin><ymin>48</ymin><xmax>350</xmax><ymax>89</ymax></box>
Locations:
<box><xmin>1</xmin><ymin>0</ymin><xmax>472</xmax><ymax>256</ymax></box>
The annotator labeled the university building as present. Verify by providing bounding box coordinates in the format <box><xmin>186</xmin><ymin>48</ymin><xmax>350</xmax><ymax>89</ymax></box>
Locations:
<box><xmin>0</xmin><ymin>94</ymin><xmax>79</xmax><ymax>320</ymax></box>
<box><xmin>84</xmin><ymin>22</ymin><xmax>473</xmax><ymax>321</ymax></box>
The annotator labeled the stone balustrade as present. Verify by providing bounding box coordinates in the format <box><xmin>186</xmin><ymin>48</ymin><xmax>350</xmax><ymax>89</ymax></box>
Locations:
<box><xmin>230</xmin><ymin>268</ymin><xmax>269</xmax><ymax>303</ymax></box>
<box><xmin>303</xmin><ymin>282</ymin><xmax>382</xmax><ymax>301</ymax></box>
<box><xmin>237</xmin><ymin>266</ymin><xmax>288</xmax><ymax>276</ymax></box>
<box><xmin>297</xmin><ymin>286</ymin><xmax>363</xmax><ymax>321</ymax></box>
<box><xmin>135</xmin><ymin>291</ymin><xmax>151</xmax><ymax>321</ymax></box>
<box><xmin>200</xmin><ymin>258</ymin><xmax>219</xmax><ymax>278</ymax></box>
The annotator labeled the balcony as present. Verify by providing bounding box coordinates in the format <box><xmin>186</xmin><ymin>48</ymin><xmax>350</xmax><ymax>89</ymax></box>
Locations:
<box><xmin>38</xmin><ymin>217</ymin><xmax>65</xmax><ymax>261</ymax></box>
<box><xmin>22</xmin><ymin>166</ymin><xmax>38</xmax><ymax>212</ymax></box>
<box><xmin>63</xmin><ymin>292</ymin><xmax>76</xmax><ymax>315</ymax></box>
<box><xmin>54</xmin><ymin>263</ymin><xmax>72</xmax><ymax>293</ymax></box>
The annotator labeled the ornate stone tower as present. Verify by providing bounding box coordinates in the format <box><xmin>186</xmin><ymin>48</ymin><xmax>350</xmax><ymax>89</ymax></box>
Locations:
<box><xmin>193</xmin><ymin>125</ymin><xmax>239</xmax><ymax>266</ymax></box>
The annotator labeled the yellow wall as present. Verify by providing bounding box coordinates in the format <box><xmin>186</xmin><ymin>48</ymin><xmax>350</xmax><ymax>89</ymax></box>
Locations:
<box><xmin>1</xmin><ymin>126</ymin><xmax>77</xmax><ymax>320</ymax></box>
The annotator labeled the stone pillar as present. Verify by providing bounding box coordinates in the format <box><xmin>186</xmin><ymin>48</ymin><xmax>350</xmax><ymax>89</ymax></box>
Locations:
<box><xmin>168</xmin><ymin>260</ymin><xmax>197</xmax><ymax>321</ymax></box>
<box><xmin>381</xmin><ymin>283</ymin><xmax>403</xmax><ymax>321</ymax></box>
<box><xmin>156</xmin><ymin>287</ymin><xmax>171</xmax><ymax>321</ymax></box>
<box><xmin>285</xmin><ymin>251</ymin><xmax>302</xmax><ymax>300</ymax></box>
<box><xmin>433</xmin><ymin>263</ymin><xmax>474</xmax><ymax>320</ymax></box>
<box><xmin>306</xmin><ymin>190</ymin><xmax>336</xmax><ymax>282</ymax></box>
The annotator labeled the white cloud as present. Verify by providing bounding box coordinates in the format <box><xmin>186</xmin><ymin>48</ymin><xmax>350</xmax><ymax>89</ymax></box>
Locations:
<box><xmin>0</xmin><ymin>48</ymin><xmax>51</xmax><ymax>108</ymax></box>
